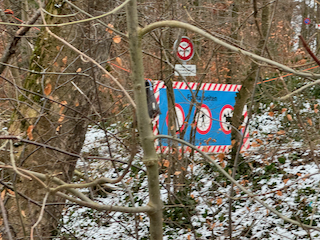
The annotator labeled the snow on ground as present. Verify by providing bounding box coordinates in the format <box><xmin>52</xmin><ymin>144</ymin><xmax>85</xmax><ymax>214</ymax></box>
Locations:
<box><xmin>57</xmin><ymin>112</ymin><xmax>320</xmax><ymax>239</ymax></box>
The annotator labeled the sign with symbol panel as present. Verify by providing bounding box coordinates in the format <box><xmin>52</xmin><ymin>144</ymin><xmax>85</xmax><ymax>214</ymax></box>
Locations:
<box><xmin>152</xmin><ymin>81</ymin><xmax>249</xmax><ymax>153</ymax></box>
<box><xmin>175</xmin><ymin>36</ymin><xmax>194</xmax><ymax>61</ymax></box>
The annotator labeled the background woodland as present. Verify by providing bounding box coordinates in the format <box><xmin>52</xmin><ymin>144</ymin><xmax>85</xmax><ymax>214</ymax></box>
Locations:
<box><xmin>1</xmin><ymin>0</ymin><xmax>320</xmax><ymax>239</ymax></box>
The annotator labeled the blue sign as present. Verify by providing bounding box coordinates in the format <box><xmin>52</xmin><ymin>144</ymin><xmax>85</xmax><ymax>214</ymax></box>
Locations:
<box><xmin>154</xmin><ymin>81</ymin><xmax>244</xmax><ymax>153</ymax></box>
<box><xmin>304</xmin><ymin>18</ymin><xmax>311</xmax><ymax>25</ymax></box>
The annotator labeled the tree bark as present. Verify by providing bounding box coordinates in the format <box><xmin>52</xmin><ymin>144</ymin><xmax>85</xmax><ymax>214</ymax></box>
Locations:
<box><xmin>3</xmin><ymin>0</ymin><xmax>112</xmax><ymax>238</ymax></box>
<box><xmin>126</xmin><ymin>1</ymin><xmax>163</xmax><ymax>239</ymax></box>
<box><xmin>231</xmin><ymin>0</ymin><xmax>270</xmax><ymax>161</ymax></box>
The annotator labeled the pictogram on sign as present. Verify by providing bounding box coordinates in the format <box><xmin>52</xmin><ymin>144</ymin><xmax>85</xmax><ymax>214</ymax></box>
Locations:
<box><xmin>195</xmin><ymin>104</ymin><xmax>212</xmax><ymax>135</ymax></box>
<box><xmin>166</xmin><ymin>104</ymin><xmax>185</xmax><ymax>133</ymax></box>
<box><xmin>152</xmin><ymin>80</ymin><xmax>248</xmax><ymax>153</ymax></box>
<box><xmin>175</xmin><ymin>36</ymin><xmax>194</xmax><ymax>61</ymax></box>
<box><xmin>219</xmin><ymin>105</ymin><xmax>234</xmax><ymax>134</ymax></box>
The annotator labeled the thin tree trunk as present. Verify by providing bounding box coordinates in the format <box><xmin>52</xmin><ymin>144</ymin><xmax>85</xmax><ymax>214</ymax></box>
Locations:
<box><xmin>126</xmin><ymin>1</ymin><xmax>163</xmax><ymax>239</ymax></box>
<box><xmin>231</xmin><ymin>0</ymin><xmax>270</xmax><ymax>159</ymax></box>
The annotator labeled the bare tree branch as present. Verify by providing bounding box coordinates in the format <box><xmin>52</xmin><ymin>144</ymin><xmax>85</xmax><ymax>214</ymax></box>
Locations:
<box><xmin>50</xmin><ymin>177</ymin><xmax>122</xmax><ymax>193</ymax></box>
<box><xmin>30</xmin><ymin>193</ymin><xmax>49</xmax><ymax>240</ymax></box>
<box><xmin>0</xmin><ymin>10</ymin><xmax>41</xmax><ymax>75</ymax></box>
<box><xmin>0</xmin><ymin>0</ymin><xmax>130</xmax><ymax>29</ymax></box>
<box><xmin>0</xmin><ymin>191</ymin><xmax>13</xmax><ymax>240</ymax></box>
<box><xmin>55</xmin><ymin>192</ymin><xmax>153</xmax><ymax>213</ymax></box>
<box><xmin>0</xmin><ymin>165</ymin><xmax>155</xmax><ymax>213</ymax></box>
<box><xmin>35</xmin><ymin>1</ymin><xmax>136</xmax><ymax>108</ymax></box>
<box><xmin>299</xmin><ymin>35</ymin><xmax>320</xmax><ymax>66</ymax></box>
<box><xmin>279</xmin><ymin>78</ymin><xmax>320</xmax><ymax>100</ymax></box>
<box><xmin>139</xmin><ymin>20</ymin><xmax>320</xmax><ymax>79</ymax></box>
<box><xmin>9</xmin><ymin>140</ymin><xmax>32</xmax><ymax>180</ymax></box>
<box><xmin>64</xmin><ymin>0</ymin><xmax>127</xmax><ymax>38</ymax></box>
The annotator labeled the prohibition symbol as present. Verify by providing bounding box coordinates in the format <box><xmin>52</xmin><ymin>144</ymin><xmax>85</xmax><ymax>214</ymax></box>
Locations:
<box><xmin>219</xmin><ymin>105</ymin><xmax>234</xmax><ymax>134</ymax></box>
<box><xmin>166</xmin><ymin>104</ymin><xmax>185</xmax><ymax>132</ymax></box>
<box><xmin>195</xmin><ymin>104</ymin><xmax>212</xmax><ymax>134</ymax></box>
<box><xmin>176</xmin><ymin>37</ymin><xmax>194</xmax><ymax>61</ymax></box>
<box><xmin>304</xmin><ymin>18</ymin><xmax>311</xmax><ymax>25</ymax></box>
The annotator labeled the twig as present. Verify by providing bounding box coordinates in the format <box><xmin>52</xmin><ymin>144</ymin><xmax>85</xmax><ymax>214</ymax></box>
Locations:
<box><xmin>63</xmin><ymin>0</ymin><xmax>127</xmax><ymax>38</ymax></box>
<box><xmin>0</xmin><ymin>135</ymin><xmax>141</xmax><ymax>172</ymax></box>
<box><xmin>299</xmin><ymin>35</ymin><xmax>320</xmax><ymax>66</ymax></box>
<box><xmin>279</xmin><ymin>79</ymin><xmax>320</xmax><ymax>100</ymax></box>
<box><xmin>280</xmin><ymin>36</ymin><xmax>320</xmax><ymax>100</ymax></box>
<box><xmin>9</xmin><ymin>140</ymin><xmax>31</xmax><ymax>180</ymax></box>
<box><xmin>30</xmin><ymin>192</ymin><xmax>49</xmax><ymax>240</ymax></box>
<box><xmin>42</xmin><ymin>8</ymin><xmax>79</xmax><ymax>18</ymax></box>
<box><xmin>0</xmin><ymin>61</ymin><xmax>91</xmax><ymax>77</ymax></box>
<box><xmin>0</xmin><ymin>10</ymin><xmax>41</xmax><ymax>75</ymax></box>
<box><xmin>228</xmin><ymin>1</ymin><xmax>278</xmax><ymax>237</ymax></box>
<box><xmin>310</xmin><ymin>194</ymin><xmax>318</xmax><ymax>227</ymax></box>
<box><xmin>139</xmin><ymin>21</ymin><xmax>320</xmax><ymax>80</ymax></box>
<box><xmin>0</xmin><ymin>165</ymin><xmax>154</xmax><ymax>213</ymax></box>
<box><xmin>0</xmin><ymin>190</ymin><xmax>13</xmax><ymax>240</ymax></box>
<box><xmin>0</xmin><ymin>164</ymin><xmax>91</xmax><ymax>202</ymax></box>
<box><xmin>55</xmin><ymin>191</ymin><xmax>153</xmax><ymax>213</ymax></box>
<box><xmin>49</xmin><ymin>177</ymin><xmax>122</xmax><ymax>193</ymax></box>
<box><xmin>0</xmin><ymin>0</ymin><xmax>131</xmax><ymax>29</ymax></box>
<box><xmin>70</xmin><ymin>81</ymin><xmax>101</xmax><ymax>118</ymax></box>
<box><xmin>36</xmin><ymin>0</ymin><xmax>136</xmax><ymax>108</ymax></box>
<box><xmin>12</xmin><ymin>175</ymin><xmax>27</xmax><ymax>238</ymax></box>
<box><xmin>0</xmin><ymin>180</ymin><xmax>79</xmax><ymax>239</ymax></box>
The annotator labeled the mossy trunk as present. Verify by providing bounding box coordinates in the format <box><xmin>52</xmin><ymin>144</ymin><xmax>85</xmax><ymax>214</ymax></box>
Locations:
<box><xmin>3</xmin><ymin>1</ymin><xmax>111</xmax><ymax>239</ymax></box>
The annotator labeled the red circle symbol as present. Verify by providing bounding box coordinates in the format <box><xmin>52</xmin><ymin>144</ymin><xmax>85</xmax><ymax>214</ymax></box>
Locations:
<box><xmin>195</xmin><ymin>104</ymin><xmax>212</xmax><ymax>135</ymax></box>
<box><xmin>176</xmin><ymin>37</ymin><xmax>194</xmax><ymax>61</ymax></box>
<box><xmin>166</xmin><ymin>104</ymin><xmax>185</xmax><ymax>133</ymax></box>
<box><xmin>219</xmin><ymin>105</ymin><xmax>234</xmax><ymax>134</ymax></box>
<box><xmin>304</xmin><ymin>18</ymin><xmax>311</xmax><ymax>25</ymax></box>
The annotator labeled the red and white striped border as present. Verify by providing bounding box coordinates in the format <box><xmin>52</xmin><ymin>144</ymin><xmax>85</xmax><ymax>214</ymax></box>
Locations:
<box><xmin>156</xmin><ymin>145</ymin><xmax>231</xmax><ymax>154</ymax></box>
<box><xmin>152</xmin><ymin>80</ymin><xmax>241</xmax><ymax>92</ymax></box>
<box><xmin>151</xmin><ymin>80</ymin><xmax>249</xmax><ymax>153</ymax></box>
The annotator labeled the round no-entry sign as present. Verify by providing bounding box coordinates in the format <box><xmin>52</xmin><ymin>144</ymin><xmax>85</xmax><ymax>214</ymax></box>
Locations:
<box><xmin>166</xmin><ymin>104</ymin><xmax>185</xmax><ymax>133</ymax></box>
<box><xmin>176</xmin><ymin>36</ymin><xmax>194</xmax><ymax>61</ymax></box>
<box><xmin>304</xmin><ymin>18</ymin><xmax>311</xmax><ymax>25</ymax></box>
<box><xmin>219</xmin><ymin>104</ymin><xmax>234</xmax><ymax>134</ymax></box>
<box><xmin>195</xmin><ymin>104</ymin><xmax>212</xmax><ymax>135</ymax></box>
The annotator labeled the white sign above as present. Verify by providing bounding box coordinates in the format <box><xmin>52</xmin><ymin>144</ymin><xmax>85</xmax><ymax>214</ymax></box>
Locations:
<box><xmin>174</xmin><ymin>64</ymin><xmax>196</xmax><ymax>76</ymax></box>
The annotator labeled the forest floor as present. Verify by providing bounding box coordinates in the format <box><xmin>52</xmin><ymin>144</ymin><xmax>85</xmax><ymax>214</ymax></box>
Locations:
<box><xmin>58</xmin><ymin>111</ymin><xmax>320</xmax><ymax>240</ymax></box>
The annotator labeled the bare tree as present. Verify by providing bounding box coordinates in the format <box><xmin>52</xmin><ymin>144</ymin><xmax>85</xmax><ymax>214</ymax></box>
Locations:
<box><xmin>1</xmin><ymin>1</ymin><xmax>320</xmax><ymax>240</ymax></box>
<box><xmin>1</xmin><ymin>0</ymin><xmax>114</xmax><ymax>238</ymax></box>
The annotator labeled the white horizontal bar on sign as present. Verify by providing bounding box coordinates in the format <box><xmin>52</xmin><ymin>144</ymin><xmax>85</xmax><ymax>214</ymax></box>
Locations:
<box><xmin>174</xmin><ymin>64</ymin><xmax>197</xmax><ymax>76</ymax></box>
